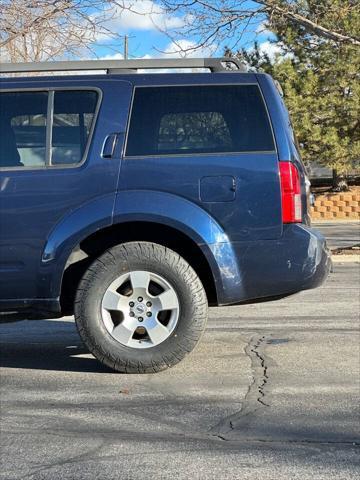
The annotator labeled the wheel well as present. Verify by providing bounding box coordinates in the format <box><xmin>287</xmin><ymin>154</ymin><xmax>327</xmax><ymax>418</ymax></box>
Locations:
<box><xmin>60</xmin><ymin>222</ymin><xmax>218</xmax><ymax>314</ymax></box>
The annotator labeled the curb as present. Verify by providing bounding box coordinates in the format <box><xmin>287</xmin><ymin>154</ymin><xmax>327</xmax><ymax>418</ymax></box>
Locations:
<box><xmin>331</xmin><ymin>255</ymin><xmax>360</xmax><ymax>263</ymax></box>
<box><xmin>313</xmin><ymin>220</ymin><xmax>360</xmax><ymax>224</ymax></box>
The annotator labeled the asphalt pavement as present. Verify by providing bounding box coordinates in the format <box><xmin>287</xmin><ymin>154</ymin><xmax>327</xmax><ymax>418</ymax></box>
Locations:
<box><xmin>1</xmin><ymin>260</ymin><xmax>359</xmax><ymax>480</ymax></box>
<box><xmin>314</xmin><ymin>221</ymin><xmax>359</xmax><ymax>250</ymax></box>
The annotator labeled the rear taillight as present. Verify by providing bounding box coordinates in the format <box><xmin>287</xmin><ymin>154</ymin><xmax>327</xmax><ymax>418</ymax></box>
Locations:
<box><xmin>279</xmin><ymin>161</ymin><xmax>302</xmax><ymax>223</ymax></box>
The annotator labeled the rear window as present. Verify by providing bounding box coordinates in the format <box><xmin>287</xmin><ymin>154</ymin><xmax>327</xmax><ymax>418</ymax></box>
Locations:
<box><xmin>0</xmin><ymin>90</ymin><xmax>98</xmax><ymax>169</ymax></box>
<box><xmin>126</xmin><ymin>85</ymin><xmax>274</xmax><ymax>156</ymax></box>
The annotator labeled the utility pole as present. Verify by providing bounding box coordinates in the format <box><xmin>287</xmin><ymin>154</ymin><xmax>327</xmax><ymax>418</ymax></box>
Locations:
<box><xmin>124</xmin><ymin>35</ymin><xmax>128</xmax><ymax>60</ymax></box>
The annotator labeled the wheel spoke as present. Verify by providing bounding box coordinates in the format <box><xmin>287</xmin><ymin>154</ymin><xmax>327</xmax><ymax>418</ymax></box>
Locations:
<box><xmin>129</xmin><ymin>271</ymin><xmax>150</xmax><ymax>291</ymax></box>
<box><xmin>146</xmin><ymin>319</ymin><xmax>171</xmax><ymax>345</ymax></box>
<box><xmin>112</xmin><ymin>321</ymin><xmax>136</xmax><ymax>345</ymax></box>
<box><xmin>157</xmin><ymin>288</ymin><xmax>178</xmax><ymax>311</ymax></box>
<box><xmin>102</xmin><ymin>289</ymin><xmax>123</xmax><ymax>311</ymax></box>
<box><xmin>101</xmin><ymin>269</ymin><xmax>180</xmax><ymax>349</ymax></box>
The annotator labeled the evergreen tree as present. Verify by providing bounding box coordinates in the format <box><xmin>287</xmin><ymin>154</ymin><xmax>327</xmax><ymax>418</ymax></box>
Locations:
<box><xmin>236</xmin><ymin>1</ymin><xmax>360</xmax><ymax>187</ymax></box>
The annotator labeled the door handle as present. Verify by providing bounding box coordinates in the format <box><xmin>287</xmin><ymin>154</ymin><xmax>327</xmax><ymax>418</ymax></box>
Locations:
<box><xmin>101</xmin><ymin>133</ymin><xmax>118</xmax><ymax>159</ymax></box>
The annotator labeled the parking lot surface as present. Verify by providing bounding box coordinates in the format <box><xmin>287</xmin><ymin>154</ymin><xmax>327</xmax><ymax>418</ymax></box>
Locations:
<box><xmin>314</xmin><ymin>221</ymin><xmax>359</xmax><ymax>249</ymax></box>
<box><xmin>1</xmin><ymin>260</ymin><xmax>359</xmax><ymax>480</ymax></box>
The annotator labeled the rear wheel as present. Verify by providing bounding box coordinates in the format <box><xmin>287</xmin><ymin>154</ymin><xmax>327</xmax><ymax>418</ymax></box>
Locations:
<box><xmin>74</xmin><ymin>242</ymin><xmax>208</xmax><ymax>373</ymax></box>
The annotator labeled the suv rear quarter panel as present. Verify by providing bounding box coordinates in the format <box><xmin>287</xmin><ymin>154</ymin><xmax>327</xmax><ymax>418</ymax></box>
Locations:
<box><xmin>119</xmin><ymin>74</ymin><xmax>283</xmax><ymax>243</ymax></box>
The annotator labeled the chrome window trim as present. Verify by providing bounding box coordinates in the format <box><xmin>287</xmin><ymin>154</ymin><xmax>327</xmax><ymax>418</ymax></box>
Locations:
<box><xmin>46</xmin><ymin>91</ymin><xmax>54</xmax><ymax>166</ymax></box>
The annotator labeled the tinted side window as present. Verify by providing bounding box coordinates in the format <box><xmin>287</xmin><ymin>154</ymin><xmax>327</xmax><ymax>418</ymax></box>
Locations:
<box><xmin>158</xmin><ymin>111</ymin><xmax>232</xmax><ymax>152</ymax></box>
<box><xmin>0</xmin><ymin>92</ymin><xmax>48</xmax><ymax>168</ymax></box>
<box><xmin>0</xmin><ymin>90</ymin><xmax>98</xmax><ymax>169</ymax></box>
<box><xmin>126</xmin><ymin>85</ymin><xmax>274</xmax><ymax>156</ymax></box>
<box><xmin>52</xmin><ymin>90</ymin><xmax>98</xmax><ymax>165</ymax></box>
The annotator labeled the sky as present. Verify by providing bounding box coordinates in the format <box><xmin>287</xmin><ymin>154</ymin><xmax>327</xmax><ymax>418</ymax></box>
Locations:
<box><xmin>90</xmin><ymin>1</ymin><xmax>278</xmax><ymax>61</ymax></box>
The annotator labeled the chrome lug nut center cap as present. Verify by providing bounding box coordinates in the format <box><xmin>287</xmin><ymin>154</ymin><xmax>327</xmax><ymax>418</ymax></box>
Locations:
<box><xmin>135</xmin><ymin>303</ymin><xmax>146</xmax><ymax>315</ymax></box>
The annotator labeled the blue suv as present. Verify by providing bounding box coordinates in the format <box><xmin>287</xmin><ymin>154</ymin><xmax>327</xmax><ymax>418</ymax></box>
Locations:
<box><xmin>0</xmin><ymin>58</ymin><xmax>331</xmax><ymax>372</ymax></box>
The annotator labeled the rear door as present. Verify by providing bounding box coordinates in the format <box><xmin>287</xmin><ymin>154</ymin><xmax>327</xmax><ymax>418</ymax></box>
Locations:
<box><xmin>120</xmin><ymin>76</ymin><xmax>282</xmax><ymax>242</ymax></box>
<box><xmin>0</xmin><ymin>79</ymin><xmax>131</xmax><ymax>302</ymax></box>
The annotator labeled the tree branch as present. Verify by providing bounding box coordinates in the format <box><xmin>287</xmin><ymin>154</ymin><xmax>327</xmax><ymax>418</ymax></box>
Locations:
<box><xmin>259</xmin><ymin>1</ymin><xmax>360</xmax><ymax>46</ymax></box>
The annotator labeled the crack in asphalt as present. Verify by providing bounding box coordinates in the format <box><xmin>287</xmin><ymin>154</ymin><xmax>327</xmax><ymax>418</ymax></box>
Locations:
<box><xmin>210</xmin><ymin>334</ymin><xmax>271</xmax><ymax>439</ymax></box>
<box><xmin>209</xmin><ymin>335</ymin><xmax>360</xmax><ymax>446</ymax></box>
<box><xmin>247</xmin><ymin>336</ymin><xmax>270</xmax><ymax>408</ymax></box>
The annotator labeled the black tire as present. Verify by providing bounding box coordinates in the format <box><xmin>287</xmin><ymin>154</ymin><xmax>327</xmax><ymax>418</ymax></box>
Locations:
<box><xmin>74</xmin><ymin>242</ymin><xmax>208</xmax><ymax>373</ymax></box>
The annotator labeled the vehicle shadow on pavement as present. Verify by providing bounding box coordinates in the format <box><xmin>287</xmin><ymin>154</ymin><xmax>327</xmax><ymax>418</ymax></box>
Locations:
<box><xmin>0</xmin><ymin>319</ymin><xmax>115</xmax><ymax>373</ymax></box>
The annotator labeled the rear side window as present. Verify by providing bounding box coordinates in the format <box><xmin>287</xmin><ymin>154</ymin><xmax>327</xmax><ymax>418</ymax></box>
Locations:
<box><xmin>126</xmin><ymin>85</ymin><xmax>274</xmax><ymax>156</ymax></box>
<box><xmin>52</xmin><ymin>91</ymin><xmax>98</xmax><ymax>165</ymax></box>
<box><xmin>158</xmin><ymin>111</ymin><xmax>232</xmax><ymax>152</ymax></box>
<box><xmin>0</xmin><ymin>90</ymin><xmax>98</xmax><ymax>169</ymax></box>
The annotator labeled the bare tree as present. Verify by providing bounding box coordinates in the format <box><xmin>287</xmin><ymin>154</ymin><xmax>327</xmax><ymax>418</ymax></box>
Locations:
<box><xmin>2</xmin><ymin>1</ymin><xmax>358</xmax><ymax>62</ymax></box>
<box><xmin>152</xmin><ymin>0</ymin><xmax>360</xmax><ymax>53</ymax></box>
<box><xmin>0</xmin><ymin>0</ymin><xmax>123</xmax><ymax>61</ymax></box>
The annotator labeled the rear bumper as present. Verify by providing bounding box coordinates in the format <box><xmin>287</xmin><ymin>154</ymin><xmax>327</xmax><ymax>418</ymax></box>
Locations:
<box><xmin>214</xmin><ymin>224</ymin><xmax>332</xmax><ymax>305</ymax></box>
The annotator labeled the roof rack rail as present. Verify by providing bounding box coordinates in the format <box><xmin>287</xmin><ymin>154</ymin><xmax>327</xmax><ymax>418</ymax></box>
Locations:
<box><xmin>0</xmin><ymin>57</ymin><xmax>246</xmax><ymax>75</ymax></box>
